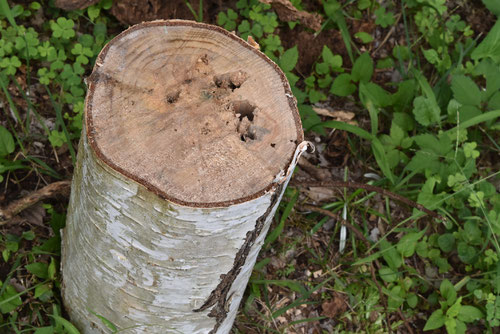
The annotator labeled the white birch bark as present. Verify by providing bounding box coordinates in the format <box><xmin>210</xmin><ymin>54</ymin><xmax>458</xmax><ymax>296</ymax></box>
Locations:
<box><xmin>62</xmin><ymin>133</ymin><xmax>308</xmax><ymax>334</ymax></box>
<box><xmin>61</xmin><ymin>20</ymin><xmax>307</xmax><ymax>334</ymax></box>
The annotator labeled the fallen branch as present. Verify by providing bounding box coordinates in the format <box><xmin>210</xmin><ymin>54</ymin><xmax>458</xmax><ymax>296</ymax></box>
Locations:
<box><xmin>0</xmin><ymin>180</ymin><xmax>71</xmax><ymax>224</ymax></box>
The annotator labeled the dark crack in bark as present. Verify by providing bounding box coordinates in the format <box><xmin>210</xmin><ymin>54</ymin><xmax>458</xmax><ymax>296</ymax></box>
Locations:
<box><xmin>193</xmin><ymin>183</ymin><xmax>284</xmax><ymax>334</ymax></box>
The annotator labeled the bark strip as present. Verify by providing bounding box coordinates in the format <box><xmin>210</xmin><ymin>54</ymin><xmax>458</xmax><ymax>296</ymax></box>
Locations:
<box><xmin>193</xmin><ymin>184</ymin><xmax>284</xmax><ymax>333</ymax></box>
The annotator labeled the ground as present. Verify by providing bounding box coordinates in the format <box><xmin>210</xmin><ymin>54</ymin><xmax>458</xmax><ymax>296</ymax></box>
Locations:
<box><xmin>1</xmin><ymin>0</ymin><xmax>500</xmax><ymax>333</ymax></box>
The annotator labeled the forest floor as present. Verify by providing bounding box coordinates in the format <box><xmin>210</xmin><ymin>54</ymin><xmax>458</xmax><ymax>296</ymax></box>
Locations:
<box><xmin>1</xmin><ymin>0</ymin><xmax>500</xmax><ymax>333</ymax></box>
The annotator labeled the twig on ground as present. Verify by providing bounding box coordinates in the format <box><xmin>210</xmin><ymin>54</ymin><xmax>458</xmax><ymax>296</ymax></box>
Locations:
<box><xmin>297</xmin><ymin>157</ymin><xmax>332</xmax><ymax>181</ymax></box>
<box><xmin>298</xmin><ymin>180</ymin><xmax>444</xmax><ymax>220</ymax></box>
<box><xmin>371</xmin><ymin>14</ymin><xmax>402</xmax><ymax>56</ymax></box>
<box><xmin>0</xmin><ymin>180</ymin><xmax>71</xmax><ymax>224</ymax></box>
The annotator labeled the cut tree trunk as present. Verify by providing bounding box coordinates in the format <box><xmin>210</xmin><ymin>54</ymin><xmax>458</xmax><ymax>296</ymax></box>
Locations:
<box><xmin>61</xmin><ymin>20</ymin><xmax>306</xmax><ymax>334</ymax></box>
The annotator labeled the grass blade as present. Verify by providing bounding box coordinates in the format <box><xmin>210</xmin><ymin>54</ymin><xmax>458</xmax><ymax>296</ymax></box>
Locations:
<box><xmin>264</xmin><ymin>188</ymin><xmax>299</xmax><ymax>247</ymax></box>
<box><xmin>49</xmin><ymin>315</ymin><xmax>80</xmax><ymax>334</ymax></box>
<box><xmin>0</xmin><ymin>74</ymin><xmax>25</xmax><ymax>134</ymax></box>
<box><xmin>0</xmin><ymin>0</ymin><xmax>18</xmax><ymax>28</ymax></box>
<box><xmin>44</xmin><ymin>86</ymin><xmax>76</xmax><ymax>164</ymax></box>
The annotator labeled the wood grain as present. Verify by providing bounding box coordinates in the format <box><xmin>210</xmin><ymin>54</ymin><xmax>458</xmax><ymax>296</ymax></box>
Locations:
<box><xmin>85</xmin><ymin>20</ymin><xmax>303</xmax><ymax>206</ymax></box>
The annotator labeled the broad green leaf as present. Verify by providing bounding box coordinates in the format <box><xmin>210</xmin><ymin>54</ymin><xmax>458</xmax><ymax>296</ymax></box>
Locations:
<box><xmin>26</xmin><ymin>262</ymin><xmax>49</xmax><ymax>279</ymax></box>
<box><xmin>299</xmin><ymin>104</ymin><xmax>325</xmax><ymax>135</ymax></box>
<box><xmin>445</xmin><ymin>317</ymin><xmax>457</xmax><ymax>334</ymax></box>
<box><xmin>0</xmin><ymin>284</ymin><xmax>22</xmax><ymax>313</ymax></box>
<box><xmin>22</xmin><ymin>230</ymin><xmax>36</xmax><ymax>241</ymax></box>
<box><xmin>393</xmin><ymin>112</ymin><xmax>415</xmax><ymax>132</ymax></box>
<box><xmin>407</xmin><ymin>293</ymin><xmax>418</xmax><ymax>308</ymax></box>
<box><xmin>464</xmin><ymin>221</ymin><xmax>482</xmax><ymax>244</ymax></box>
<box><xmin>458</xmin><ymin>305</ymin><xmax>484</xmax><ymax>323</ymax></box>
<box><xmin>451</xmin><ymin>75</ymin><xmax>481</xmax><ymax>107</ymax></box>
<box><xmin>458</xmin><ymin>105</ymin><xmax>481</xmax><ymax>123</ymax></box>
<box><xmin>34</xmin><ymin>327</ymin><xmax>55</xmax><ymax>334</ymax></box>
<box><xmin>280</xmin><ymin>46</ymin><xmax>298</xmax><ymax>72</ymax></box>
<box><xmin>379</xmin><ymin>266</ymin><xmax>398</xmax><ymax>283</ymax></box>
<box><xmin>321</xmin><ymin>45</ymin><xmax>342</xmax><ymax>69</ymax></box>
<box><xmin>423</xmin><ymin>48</ymin><xmax>439</xmax><ymax>64</ymax></box>
<box><xmin>440</xmin><ymin>279</ymin><xmax>457</xmax><ymax>305</ymax></box>
<box><xmin>50</xmin><ymin>315</ymin><xmax>81</xmax><ymax>334</ymax></box>
<box><xmin>34</xmin><ymin>283</ymin><xmax>52</xmax><ymax>299</ymax></box>
<box><xmin>392</xmin><ymin>80</ymin><xmax>416</xmax><ymax>112</ymax></box>
<box><xmin>471</xmin><ymin>20</ymin><xmax>500</xmax><ymax>63</ymax></box>
<box><xmin>455</xmin><ymin>320</ymin><xmax>467</xmax><ymax>334</ymax></box>
<box><xmin>354</xmin><ymin>31</ymin><xmax>373</xmax><ymax>43</ymax></box>
<box><xmin>351</xmin><ymin>53</ymin><xmax>373</xmax><ymax>83</ymax></box>
<box><xmin>447</xmin><ymin>297</ymin><xmax>463</xmax><ymax>318</ymax></box>
<box><xmin>323</xmin><ymin>0</ymin><xmax>341</xmax><ymax>18</ymax></box>
<box><xmin>413</xmin><ymin>96</ymin><xmax>441</xmax><ymax>127</ymax></box>
<box><xmin>330</xmin><ymin>73</ymin><xmax>356</xmax><ymax>96</ymax></box>
<box><xmin>438</xmin><ymin>233</ymin><xmax>455</xmax><ymax>253</ymax></box>
<box><xmin>360</xmin><ymin>82</ymin><xmax>392</xmax><ymax>107</ymax></box>
<box><xmin>457</xmin><ymin>242</ymin><xmax>477</xmax><ymax>264</ymax></box>
<box><xmin>387</xmin><ymin>285</ymin><xmax>405</xmax><ymax>310</ymax></box>
<box><xmin>488</xmin><ymin>91</ymin><xmax>500</xmax><ymax>110</ymax></box>
<box><xmin>87</xmin><ymin>5</ymin><xmax>100</xmax><ymax>21</ymax></box>
<box><xmin>390</xmin><ymin>122</ymin><xmax>405</xmax><ymax>146</ymax></box>
<box><xmin>379</xmin><ymin>239</ymin><xmax>402</xmax><ymax>270</ymax></box>
<box><xmin>396</xmin><ymin>230</ymin><xmax>426</xmax><ymax>257</ymax></box>
<box><xmin>414</xmin><ymin>134</ymin><xmax>440</xmax><ymax>152</ymax></box>
<box><xmin>483</xmin><ymin>0</ymin><xmax>500</xmax><ymax>16</ymax></box>
<box><xmin>286</xmin><ymin>72</ymin><xmax>299</xmax><ymax>87</ymax></box>
<box><xmin>315</xmin><ymin>62</ymin><xmax>330</xmax><ymax>75</ymax></box>
<box><xmin>423</xmin><ymin>309</ymin><xmax>446</xmax><ymax>331</ymax></box>
<box><xmin>0</xmin><ymin>125</ymin><xmax>15</xmax><ymax>157</ymax></box>
<box><xmin>48</xmin><ymin>257</ymin><xmax>57</xmax><ymax>280</ymax></box>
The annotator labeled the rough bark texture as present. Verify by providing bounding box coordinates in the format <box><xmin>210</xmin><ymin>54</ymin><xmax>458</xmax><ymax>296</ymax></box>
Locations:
<box><xmin>62</xmin><ymin>21</ymin><xmax>306</xmax><ymax>333</ymax></box>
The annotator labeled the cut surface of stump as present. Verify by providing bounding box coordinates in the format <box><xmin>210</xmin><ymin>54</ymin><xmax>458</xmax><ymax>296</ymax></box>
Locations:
<box><xmin>86</xmin><ymin>20</ymin><xmax>303</xmax><ymax>206</ymax></box>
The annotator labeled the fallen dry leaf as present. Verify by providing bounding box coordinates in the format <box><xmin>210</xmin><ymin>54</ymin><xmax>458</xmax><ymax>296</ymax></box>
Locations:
<box><xmin>303</xmin><ymin>186</ymin><xmax>336</xmax><ymax>202</ymax></box>
<box><xmin>313</xmin><ymin>107</ymin><xmax>356</xmax><ymax>123</ymax></box>
<box><xmin>321</xmin><ymin>292</ymin><xmax>349</xmax><ymax>319</ymax></box>
<box><xmin>259</xmin><ymin>0</ymin><xmax>323</xmax><ymax>31</ymax></box>
<box><xmin>247</xmin><ymin>35</ymin><xmax>260</xmax><ymax>50</ymax></box>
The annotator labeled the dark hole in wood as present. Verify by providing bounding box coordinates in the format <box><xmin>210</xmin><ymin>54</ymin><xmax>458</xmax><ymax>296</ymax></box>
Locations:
<box><xmin>166</xmin><ymin>90</ymin><xmax>180</xmax><ymax>104</ymax></box>
<box><xmin>233</xmin><ymin>100</ymin><xmax>255</xmax><ymax>122</ymax></box>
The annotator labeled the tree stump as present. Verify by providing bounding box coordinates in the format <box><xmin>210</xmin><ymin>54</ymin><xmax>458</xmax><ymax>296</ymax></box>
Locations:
<box><xmin>61</xmin><ymin>20</ymin><xmax>306</xmax><ymax>334</ymax></box>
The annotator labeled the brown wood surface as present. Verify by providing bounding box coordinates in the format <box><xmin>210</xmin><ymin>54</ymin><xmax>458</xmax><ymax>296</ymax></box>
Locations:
<box><xmin>85</xmin><ymin>20</ymin><xmax>303</xmax><ymax>206</ymax></box>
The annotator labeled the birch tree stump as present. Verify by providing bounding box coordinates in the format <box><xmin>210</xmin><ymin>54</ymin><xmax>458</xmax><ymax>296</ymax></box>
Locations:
<box><xmin>61</xmin><ymin>20</ymin><xmax>306</xmax><ymax>334</ymax></box>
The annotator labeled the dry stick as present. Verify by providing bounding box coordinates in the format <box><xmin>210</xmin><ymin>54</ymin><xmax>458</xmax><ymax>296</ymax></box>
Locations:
<box><xmin>301</xmin><ymin>204</ymin><xmax>414</xmax><ymax>334</ymax></box>
<box><xmin>371</xmin><ymin>13</ymin><xmax>402</xmax><ymax>56</ymax></box>
<box><xmin>302</xmin><ymin>180</ymin><xmax>444</xmax><ymax>220</ymax></box>
<box><xmin>0</xmin><ymin>180</ymin><xmax>71</xmax><ymax>224</ymax></box>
